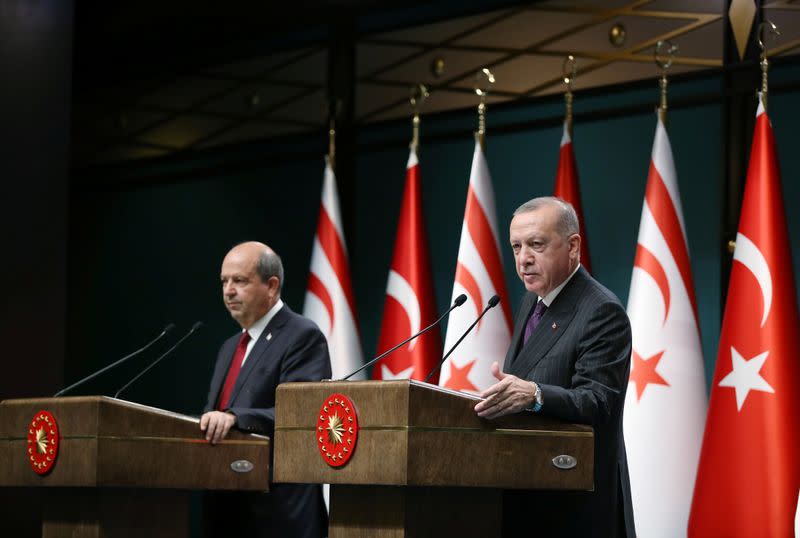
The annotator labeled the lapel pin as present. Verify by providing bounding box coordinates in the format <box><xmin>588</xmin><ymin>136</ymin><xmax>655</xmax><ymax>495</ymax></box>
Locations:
<box><xmin>551</xmin><ymin>322</ymin><xmax>558</xmax><ymax>330</ymax></box>
<box><xmin>266</xmin><ymin>333</ymin><xmax>272</xmax><ymax>341</ymax></box>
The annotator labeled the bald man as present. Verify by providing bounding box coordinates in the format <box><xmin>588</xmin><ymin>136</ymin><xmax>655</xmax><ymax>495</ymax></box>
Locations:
<box><xmin>201</xmin><ymin>242</ymin><xmax>331</xmax><ymax>538</ymax></box>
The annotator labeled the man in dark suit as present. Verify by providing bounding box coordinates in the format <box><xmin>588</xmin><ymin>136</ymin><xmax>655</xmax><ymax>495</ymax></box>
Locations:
<box><xmin>200</xmin><ymin>241</ymin><xmax>331</xmax><ymax>538</ymax></box>
<box><xmin>474</xmin><ymin>197</ymin><xmax>635</xmax><ymax>537</ymax></box>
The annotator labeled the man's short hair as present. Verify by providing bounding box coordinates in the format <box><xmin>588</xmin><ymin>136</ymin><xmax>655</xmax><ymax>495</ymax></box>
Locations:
<box><xmin>256</xmin><ymin>249</ymin><xmax>284</xmax><ymax>291</ymax></box>
<box><xmin>513</xmin><ymin>196</ymin><xmax>580</xmax><ymax>238</ymax></box>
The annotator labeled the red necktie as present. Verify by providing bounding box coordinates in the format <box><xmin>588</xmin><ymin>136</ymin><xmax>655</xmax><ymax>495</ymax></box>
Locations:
<box><xmin>216</xmin><ymin>331</ymin><xmax>251</xmax><ymax>410</ymax></box>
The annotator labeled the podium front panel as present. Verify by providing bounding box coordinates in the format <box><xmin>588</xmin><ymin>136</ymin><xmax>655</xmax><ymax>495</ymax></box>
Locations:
<box><xmin>274</xmin><ymin>380</ymin><xmax>593</xmax><ymax>490</ymax></box>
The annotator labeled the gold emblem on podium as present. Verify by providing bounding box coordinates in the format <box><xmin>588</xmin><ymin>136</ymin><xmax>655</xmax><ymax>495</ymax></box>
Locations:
<box><xmin>315</xmin><ymin>393</ymin><xmax>358</xmax><ymax>467</ymax></box>
<box><xmin>26</xmin><ymin>410</ymin><xmax>60</xmax><ymax>475</ymax></box>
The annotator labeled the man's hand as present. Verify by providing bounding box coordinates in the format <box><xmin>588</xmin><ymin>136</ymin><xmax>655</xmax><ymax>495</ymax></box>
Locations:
<box><xmin>474</xmin><ymin>362</ymin><xmax>536</xmax><ymax>420</ymax></box>
<box><xmin>200</xmin><ymin>411</ymin><xmax>237</xmax><ymax>444</ymax></box>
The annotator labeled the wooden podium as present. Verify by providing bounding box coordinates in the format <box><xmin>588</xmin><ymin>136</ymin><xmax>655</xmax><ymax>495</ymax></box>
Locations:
<box><xmin>0</xmin><ymin>396</ymin><xmax>270</xmax><ymax>538</ymax></box>
<box><xmin>274</xmin><ymin>380</ymin><xmax>594</xmax><ymax>537</ymax></box>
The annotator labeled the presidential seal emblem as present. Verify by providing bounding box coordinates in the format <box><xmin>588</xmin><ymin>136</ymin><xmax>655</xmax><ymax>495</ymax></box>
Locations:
<box><xmin>316</xmin><ymin>393</ymin><xmax>358</xmax><ymax>467</ymax></box>
<box><xmin>27</xmin><ymin>410</ymin><xmax>59</xmax><ymax>475</ymax></box>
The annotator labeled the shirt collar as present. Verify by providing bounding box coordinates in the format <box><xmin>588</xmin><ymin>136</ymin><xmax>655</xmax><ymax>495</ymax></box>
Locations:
<box><xmin>244</xmin><ymin>298</ymin><xmax>284</xmax><ymax>342</ymax></box>
<box><xmin>540</xmin><ymin>264</ymin><xmax>581</xmax><ymax>307</ymax></box>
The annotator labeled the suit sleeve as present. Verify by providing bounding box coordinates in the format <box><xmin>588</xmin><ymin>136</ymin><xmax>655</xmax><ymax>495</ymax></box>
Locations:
<box><xmin>228</xmin><ymin>325</ymin><xmax>332</xmax><ymax>434</ymax></box>
<box><xmin>537</xmin><ymin>300</ymin><xmax>632</xmax><ymax>426</ymax></box>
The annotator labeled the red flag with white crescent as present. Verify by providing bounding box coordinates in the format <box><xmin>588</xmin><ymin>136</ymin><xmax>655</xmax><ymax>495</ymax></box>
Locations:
<box><xmin>440</xmin><ymin>140</ymin><xmax>512</xmax><ymax>393</ymax></box>
<box><xmin>373</xmin><ymin>148</ymin><xmax>442</xmax><ymax>382</ymax></box>
<box><xmin>624</xmin><ymin>116</ymin><xmax>707</xmax><ymax>537</ymax></box>
<box><xmin>303</xmin><ymin>159</ymin><xmax>365</xmax><ymax>379</ymax></box>
<box><xmin>553</xmin><ymin>122</ymin><xmax>592</xmax><ymax>273</ymax></box>
<box><xmin>689</xmin><ymin>100</ymin><xmax>800</xmax><ymax>536</ymax></box>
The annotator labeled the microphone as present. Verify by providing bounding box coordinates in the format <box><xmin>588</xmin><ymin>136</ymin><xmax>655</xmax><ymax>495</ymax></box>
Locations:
<box><xmin>54</xmin><ymin>324</ymin><xmax>175</xmax><ymax>397</ymax></box>
<box><xmin>423</xmin><ymin>295</ymin><xmax>501</xmax><ymax>384</ymax></box>
<box><xmin>338</xmin><ymin>294</ymin><xmax>467</xmax><ymax>381</ymax></box>
<box><xmin>113</xmin><ymin>322</ymin><xmax>203</xmax><ymax>399</ymax></box>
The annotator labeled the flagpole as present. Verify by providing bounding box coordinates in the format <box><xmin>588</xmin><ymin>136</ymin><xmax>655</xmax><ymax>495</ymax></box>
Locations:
<box><xmin>654</xmin><ymin>40</ymin><xmax>677</xmax><ymax>126</ymax></box>
<box><xmin>562</xmin><ymin>55</ymin><xmax>576</xmax><ymax>137</ymax></box>
<box><xmin>757</xmin><ymin>20</ymin><xmax>780</xmax><ymax>112</ymax></box>
<box><xmin>474</xmin><ymin>68</ymin><xmax>495</xmax><ymax>151</ymax></box>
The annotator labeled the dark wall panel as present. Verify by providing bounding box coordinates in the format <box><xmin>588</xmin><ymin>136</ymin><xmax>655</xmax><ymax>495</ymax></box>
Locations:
<box><xmin>67</xmin><ymin>158</ymin><xmax>324</xmax><ymax>414</ymax></box>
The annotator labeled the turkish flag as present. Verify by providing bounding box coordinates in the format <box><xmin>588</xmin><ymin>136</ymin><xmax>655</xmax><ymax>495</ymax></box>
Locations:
<box><xmin>440</xmin><ymin>139</ymin><xmax>512</xmax><ymax>393</ymax></box>
<box><xmin>553</xmin><ymin>122</ymin><xmax>592</xmax><ymax>273</ymax></box>
<box><xmin>689</xmin><ymin>100</ymin><xmax>800</xmax><ymax>536</ymax></box>
<box><xmin>372</xmin><ymin>148</ymin><xmax>442</xmax><ymax>382</ymax></box>
<box><xmin>624</xmin><ymin>116</ymin><xmax>707</xmax><ymax>537</ymax></box>
<box><xmin>303</xmin><ymin>158</ymin><xmax>365</xmax><ymax>380</ymax></box>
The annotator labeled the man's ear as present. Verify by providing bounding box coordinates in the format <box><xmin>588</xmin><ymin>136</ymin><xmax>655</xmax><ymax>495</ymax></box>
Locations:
<box><xmin>569</xmin><ymin>234</ymin><xmax>581</xmax><ymax>258</ymax></box>
<box><xmin>268</xmin><ymin>276</ymin><xmax>281</xmax><ymax>294</ymax></box>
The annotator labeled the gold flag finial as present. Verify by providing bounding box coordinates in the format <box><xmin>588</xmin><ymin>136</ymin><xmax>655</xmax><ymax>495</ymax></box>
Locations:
<box><xmin>655</xmin><ymin>40</ymin><xmax>678</xmax><ymax>125</ymax></box>
<box><xmin>327</xmin><ymin>117</ymin><xmax>336</xmax><ymax>170</ymax></box>
<box><xmin>758</xmin><ymin>20</ymin><xmax>780</xmax><ymax>111</ymax></box>
<box><xmin>474</xmin><ymin>68</ymin><xmax>495</xmax><ymax>150</ymax></box>
<box><xmin>409</xmin><ymin>83</ymin><xmax>429</xmax><ymax>151</ymax></box>
<box><xmin>562</xmin><ymin>55</ymin><xmax>577</xmax><ymax>136</ymax></box>
<box><xmin>326</xmin><ymin>98</ymin><xmax>341</xmax><ymax>170</ymax></box>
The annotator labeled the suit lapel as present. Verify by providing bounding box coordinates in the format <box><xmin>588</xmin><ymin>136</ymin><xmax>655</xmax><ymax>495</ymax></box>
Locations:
<box><xmin>505</xmin><ymin>293</ymin><xmax>536</xmax><ymax>370</ymax></box>
<box><xmin>228</xmin><ymin>305</ymin><xmax>291</xmax><ymax>405</ymax></box>
<box><xmin>508</xmin><ymin>268</ymin><xmax>589</xmax><ymax>379</ymax></box>
<box><xmin>209</xmin><ymin>337</ymin><xmax>239</xmax><ymax>406</ymax></box>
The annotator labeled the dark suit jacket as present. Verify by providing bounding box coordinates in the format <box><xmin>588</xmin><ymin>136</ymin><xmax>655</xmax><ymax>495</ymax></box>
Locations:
<box><xmin>503</xmin><ymin>267</ymin><xmax>636</xmax><ymax>538</ymax></box>
<box><xmin>203</xmin><ymin>304</ymin><xmax>332</xmax><ymax>538</ymax></box>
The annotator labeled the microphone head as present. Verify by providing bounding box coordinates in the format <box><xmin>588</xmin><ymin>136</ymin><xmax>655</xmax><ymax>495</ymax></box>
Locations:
<box><xmin>454</xmin><ymin>294</ymin><xmax>467</xmax><ymax>307</ymax></box>
<box><xmin>488</xmin><ymin>295</ymin><xmax>501</xmax><ymax>308</ymax></box>
<box><xmin>191</xmin><ymin>321</ymin><xmax>204</xmax><ymax>332</ymax></box>
<box><xmin>163</xmin><ymin>323</ymin><xmax>176</xmax><ymax>335</ymax></box>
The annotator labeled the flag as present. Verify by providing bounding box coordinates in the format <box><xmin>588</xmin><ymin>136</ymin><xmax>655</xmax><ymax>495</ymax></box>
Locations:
<box><xmin>553</xmin><ymin>121</ymin><xmax>592</xmax><ymax>273</ymax></box>
<box><xmin>623</xmin><ymin>116</ymin><xmax>707</xmax><ymax>537</ymax></box>
<box><xmin>373</xmin><ymin>147</ymin><xmax>442</xmax><ymax>382</ymax></box>
<box><xmin>689</xmin><ymin>99</ymin><xmax>800</xmax><ymax>536</ymax></box>
<box><xmin>440</xmin><ymin>140</ymin><xmax>512</xmax><ymax>393</ymax></box>
<box><xmin>303</xmin><ymin>159</ymin><xmax>365</xmax><ymax>380</ymax></box>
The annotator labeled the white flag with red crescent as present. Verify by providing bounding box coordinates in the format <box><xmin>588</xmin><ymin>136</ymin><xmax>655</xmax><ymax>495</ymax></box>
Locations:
<box><xmin>623</xmin><ymin>116</ymin><xmax>707</xmax><ymax>537</ymax></box>
<box><xmin>440</xmin><ymin>140</ymin><xmax>511</xmax><ymax>393</ymax></box>
<box><xmin>303</xmin><ymin>159</ymin><xmax>365</xmax><ymax>379</ymax></box>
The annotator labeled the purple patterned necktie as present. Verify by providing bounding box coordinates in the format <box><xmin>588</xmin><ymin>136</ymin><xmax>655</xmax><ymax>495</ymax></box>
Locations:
<box><xmin>523</xmin><ymin>300</ymin><xmax>548</xmax><ymax>345</ymax></box>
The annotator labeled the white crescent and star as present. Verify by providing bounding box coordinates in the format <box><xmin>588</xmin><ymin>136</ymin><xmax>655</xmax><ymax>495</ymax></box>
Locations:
<box><xmin>386</xmin><ymin>270</ymin><xmax>421</xmax><ymax>351</ymax></box>
<box><xmin>718</xmin><ymin>232</ymin><xmax>775</xmax><ymax>411</ymax></box>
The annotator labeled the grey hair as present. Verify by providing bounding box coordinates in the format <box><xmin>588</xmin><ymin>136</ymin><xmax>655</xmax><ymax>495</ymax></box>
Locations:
<box><xmin>513</xmin><ymin>196</ymin><xmax>580</xmax><ymax>238</ymax></box>
<box><xmin>256</xmin><ymin>249</ymin><xmax>284</xmax><ymax>292</ymax></box>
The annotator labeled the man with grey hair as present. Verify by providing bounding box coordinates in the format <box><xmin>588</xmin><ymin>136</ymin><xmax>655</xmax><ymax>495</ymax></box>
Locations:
<box><xmin>474</xmin><ymin>197</ymin><xmax>635</xmax><ymax>537</ymax></box>
<box><xmin>201</xmin><ymin>241</ymin><xmax>331</xmax><ymax>538</ymax></box>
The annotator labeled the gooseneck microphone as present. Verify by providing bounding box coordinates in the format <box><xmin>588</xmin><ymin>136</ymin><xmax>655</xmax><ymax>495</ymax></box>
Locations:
<box><xmin>423</xmin><ymin>295</ymin><xmax>501</xmax><ymax>384</ymax></box>
<box><xmin>338</xmin><ymin>294</ymin><xmax>467</xmax><ymax>381</ymax></box>
<box><xmin>54</xmin><ymin>323</ymin><xmax>176</xmax><ymax>397</ymax></box>
<box><xmin>114</xmin><ymin>322</ymin><xmax>203</xmax><ymax>399</ymax></box>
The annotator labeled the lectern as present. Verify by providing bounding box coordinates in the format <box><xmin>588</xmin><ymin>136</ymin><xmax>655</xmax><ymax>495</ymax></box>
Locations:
<box><xmin>0</xmin><ymin>396</ymin><xmax>270</xmax><ymax>537</ymax></box>
<box><xmin>274</xmin><ymin>380</ymin><xmax>594</xmax><ymax>537</ymax></box>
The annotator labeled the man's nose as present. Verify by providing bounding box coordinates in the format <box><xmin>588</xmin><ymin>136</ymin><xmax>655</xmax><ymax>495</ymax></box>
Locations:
<box><xmin>223</xmin><ymin>282</ymin><xmax>235</xmax><ymax>296</ymax></box>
